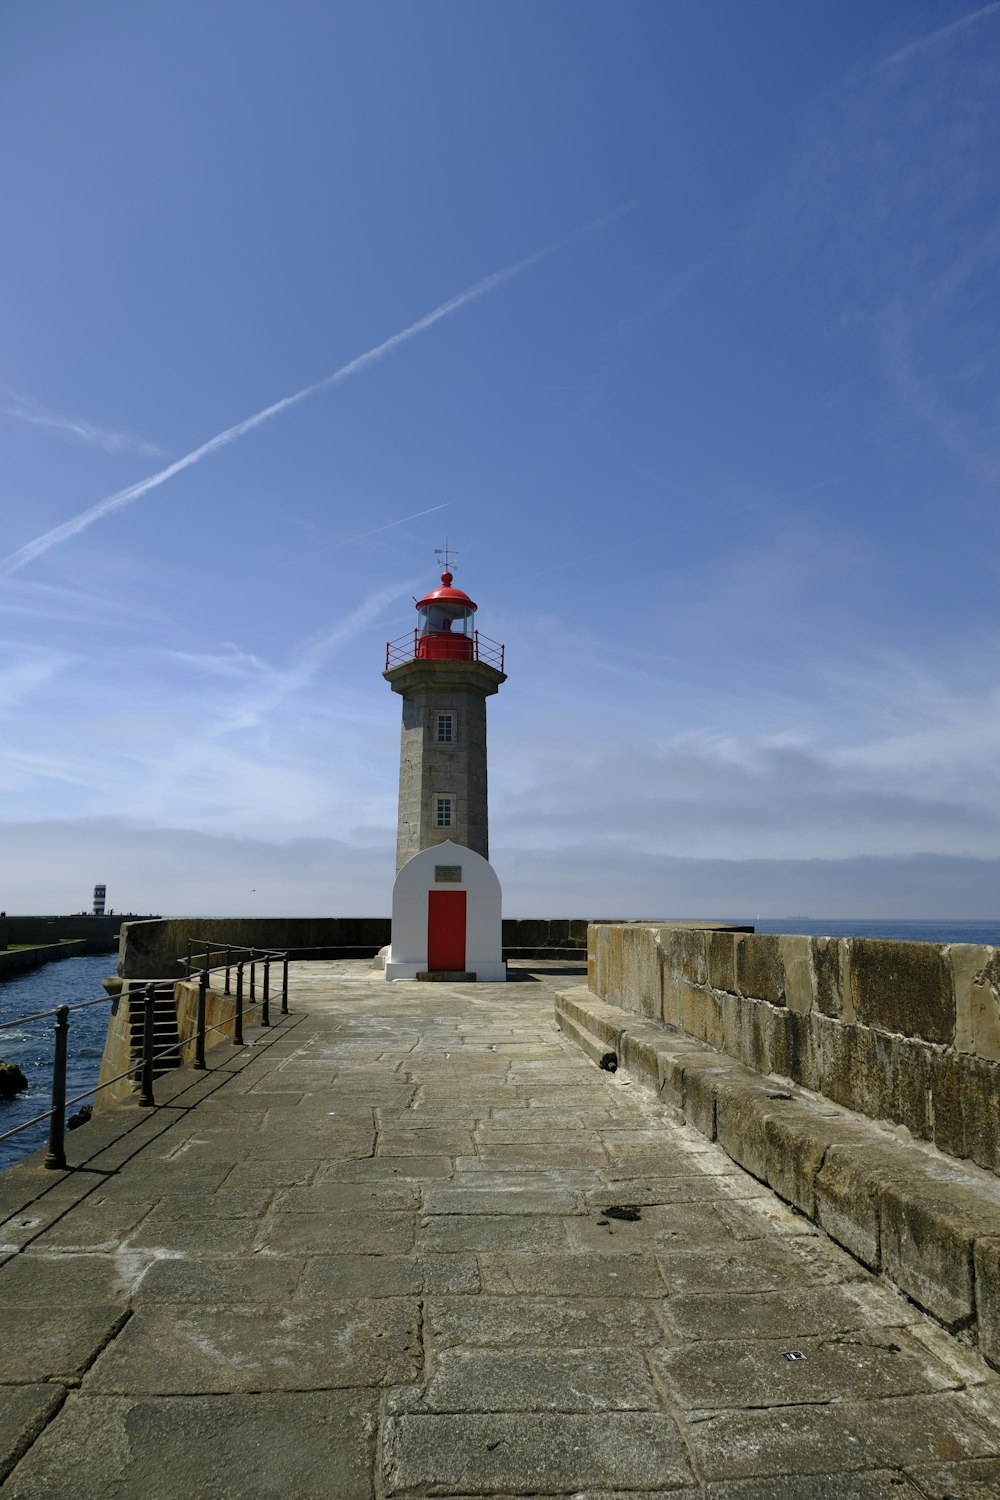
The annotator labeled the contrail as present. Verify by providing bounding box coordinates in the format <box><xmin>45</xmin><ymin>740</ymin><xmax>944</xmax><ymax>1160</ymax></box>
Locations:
<box><xmin>877</xmin><ymin>0</ymin><xmax>1000</xmax><ymax>69</ymax></box>
<box><xmin>2</xmin><ymin>201</ymin><xmax>636</xmax><ymax>577</ymax></box>
<box><xmin>312</xmin><ymin>503</ymin><xmax>449</xmax><ymax>556</ymax></box>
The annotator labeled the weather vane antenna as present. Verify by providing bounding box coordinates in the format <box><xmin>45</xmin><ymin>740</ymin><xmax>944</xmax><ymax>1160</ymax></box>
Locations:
<box><xmin>434</xmin><ymin>541</ymin><xmax>458</xmax><ymax>574</ymax></box>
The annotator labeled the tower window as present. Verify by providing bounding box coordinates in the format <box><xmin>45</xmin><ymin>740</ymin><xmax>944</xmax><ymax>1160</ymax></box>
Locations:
<box><xmin>436</xmin><ymin>797</ymin><xmax>454</xmax><ymax>827</ymax></box>
<box><xmin>436</xmin><ymin>712</ymin><xmax>455</xmax><ymax>743</ymax></box>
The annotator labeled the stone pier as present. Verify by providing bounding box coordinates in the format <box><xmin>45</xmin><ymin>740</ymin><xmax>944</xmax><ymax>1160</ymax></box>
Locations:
<box><xmin>3</xmin><ymin>960</ymin><xmax>1000</xmax><ymax>1497</ymax></box>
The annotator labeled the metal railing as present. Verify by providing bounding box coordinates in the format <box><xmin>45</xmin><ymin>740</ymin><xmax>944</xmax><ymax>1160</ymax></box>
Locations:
<box><xmin>384</xmin><ymin>629</ymin><xmax>505</xmax><ymax>672</ymax></box>
<box><xmin>0</xmin><ymin>946</ymin><xmax>291</xmax><ymax>1172</ymax></box>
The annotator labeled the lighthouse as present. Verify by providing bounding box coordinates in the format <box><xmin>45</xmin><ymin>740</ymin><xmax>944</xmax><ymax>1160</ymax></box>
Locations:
<box><xmin>384</xmin><ymin>559</ymin><xmax>506</xmax><ymax>870</ymax></box>
<box><xmin>382</xmin><ymin>555</ymin><xmax>507</xmax><ymax>981</ymax></box>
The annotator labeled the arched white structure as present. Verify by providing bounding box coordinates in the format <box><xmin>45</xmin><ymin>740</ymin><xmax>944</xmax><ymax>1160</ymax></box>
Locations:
<box><xmin>385</xmin><ymin>839</ymin><xmax>506</xmax><ymax>982</ymax></box>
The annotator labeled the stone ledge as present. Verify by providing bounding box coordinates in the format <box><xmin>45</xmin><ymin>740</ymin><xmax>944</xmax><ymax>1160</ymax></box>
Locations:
<box><xmin>555</xmin><ymin>985</ymin><xmax>1000</xmax><ymax>1367</ymax></box>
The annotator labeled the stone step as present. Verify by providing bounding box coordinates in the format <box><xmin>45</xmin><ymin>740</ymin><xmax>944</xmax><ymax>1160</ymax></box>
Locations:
<box><xmin>415</xmin><ymin>971</ymin><xmax>477</xmax><ymax>982</ymax></box>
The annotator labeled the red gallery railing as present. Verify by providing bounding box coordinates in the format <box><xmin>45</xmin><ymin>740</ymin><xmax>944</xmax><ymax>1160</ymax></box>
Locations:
<box><xmin>385</xmin><ymin>630</ymin><xmax>505</xmax><ymax>672</ymax></box>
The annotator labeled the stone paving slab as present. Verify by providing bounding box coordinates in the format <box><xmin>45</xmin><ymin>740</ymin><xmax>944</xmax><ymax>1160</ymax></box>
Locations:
<box><xmin>0</xmin><ymin>1304</ymin><xmax>128</xmax><ymax>1383</ymax></box>
<box><xmin>2</xmin><ymin>1391</ymin><xmax>378</xmax><ymax>1500</ymax></box>
<box><xmin>2</xmin><ymin>958</ymin><xmax>1000</xmax><ymax>1497</ymax></box>
<box><xmin>86</xmin><ymin>1299</ymin><xmax>421</xmax><ymax>1392</ymax></box>
<box><xmin>0</xmin><ymin>1386</ymin><xmax>66</xmax><ymax>1487</ymax></box>
<box><xmin>382</xmin><ymin>1410</ymin><xmax>695</xmax><ymax>1495</ymax></box>
<box><xmin>426</xmin><ymin>1293</ymin><xmax>665</xmax><ymax>1348</ymax></box>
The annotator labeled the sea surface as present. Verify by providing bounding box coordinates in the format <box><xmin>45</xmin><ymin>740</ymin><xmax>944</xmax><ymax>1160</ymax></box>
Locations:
<box><xmin>747</xmin><ymin>919</ymin><xmax>1000</xmax><ymax>945</ymax></box>
<box><xmin>0</xmin><ymin>953</ymin><xmax>116</xmax><ymax>1171</ymax></box>
<box><xmin>2</xmin><ymin>921</ymin><xmax>998</xmax><ymax>1173</ymax></box>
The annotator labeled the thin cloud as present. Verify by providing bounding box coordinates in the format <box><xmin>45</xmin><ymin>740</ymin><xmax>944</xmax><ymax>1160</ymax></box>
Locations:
<box><xmin>1</xmin><ymin>200</ymin><xmax>637</xmax><ymax>578</ymax></box>
<box><xmin>877</xmin><ymin>0</ymin><xmax>1000</xmax><ymax>70</ymax></box>
<box><xmin>214</xmin><ymin>576</ymin><xmax>417</xmax><ymax>733</ymax></box>
<box><xmin>3</xmin><ymin>394</ymin><xmax>166</xmax><ymax>458</ymax></box>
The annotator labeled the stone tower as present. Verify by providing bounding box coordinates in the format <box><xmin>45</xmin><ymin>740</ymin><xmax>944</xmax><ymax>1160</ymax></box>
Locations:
<box><xmin>384</xmin><ymin>564</ymin><xmax>506</xmax><ymax>873</ymax></box>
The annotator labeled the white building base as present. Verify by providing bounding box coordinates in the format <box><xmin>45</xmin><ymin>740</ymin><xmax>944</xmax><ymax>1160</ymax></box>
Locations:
<box><xmin>386</xmin><ymin>840</ymin><xmax>506</xmax><ymax>983</ymax></box>
<box><xmin>384</xmin><ymin>958</ymin><xmax>507</xmax><ymax>982</ymax></box>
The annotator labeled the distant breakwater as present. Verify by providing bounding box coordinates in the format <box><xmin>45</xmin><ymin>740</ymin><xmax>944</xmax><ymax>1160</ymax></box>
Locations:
<box><xmin>0</xmin><ymin>940</ymin><xmax>87</xmax><ymax>980</ymax></box>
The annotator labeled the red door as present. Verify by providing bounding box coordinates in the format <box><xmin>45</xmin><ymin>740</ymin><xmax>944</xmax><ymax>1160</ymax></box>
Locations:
<box><xmin>427</xmin><ymin>891</ymin><xmax>466</xmax><ymax>971</ymax></box>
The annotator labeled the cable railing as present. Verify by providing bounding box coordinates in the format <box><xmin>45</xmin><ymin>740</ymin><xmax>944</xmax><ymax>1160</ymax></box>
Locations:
<box><xmin>384</xmin><ymin>628</ymin><xmax>505</xmax><ymax>672</ymax></box>
<box><xmin>0</xmin><ymin>945</ymin><xmax>290</xmax><ymax>1172</ymax></box>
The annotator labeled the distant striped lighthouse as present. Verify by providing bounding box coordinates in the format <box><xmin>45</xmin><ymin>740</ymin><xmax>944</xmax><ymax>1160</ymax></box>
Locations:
<box><xmin>92</xmin><ymin>884</ymin><xmax>107</xmax><ymax>917</ymax></box>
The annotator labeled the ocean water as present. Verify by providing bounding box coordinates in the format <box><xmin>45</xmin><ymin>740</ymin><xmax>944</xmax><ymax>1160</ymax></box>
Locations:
<box><xmin>748</xmin><ymin>919</ymin><xmax>1000</xmax><ymax>946</ymax></box>
<box><xmin>0</xmin><ymin>953</ymin><xmax>116</xmax><ymax>1172</ymax></box>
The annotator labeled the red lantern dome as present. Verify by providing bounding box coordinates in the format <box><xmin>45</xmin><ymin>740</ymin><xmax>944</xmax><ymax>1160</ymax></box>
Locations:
<box><xmin>414</xmin><ymin>570</ymin><xmax>477</xmax><ymax>660</ymax></box>
<box><xmin>384</xmin><ymin>561</ymin><xmax>505</xmax><ymax>673</ymax></box>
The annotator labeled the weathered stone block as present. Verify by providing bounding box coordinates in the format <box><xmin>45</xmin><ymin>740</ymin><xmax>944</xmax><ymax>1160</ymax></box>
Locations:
<box><xmin>715</xmin><ymin>1081</ymin><xmax>772</xmax><ymax>1183</ymax></box>
<box><xmin>675</xmin><ymin>928</ymin><xmax>707</xmax><ymax>986</ymax></box>
<box><xmin>762</xmin><ymin>1107</ymin><xmax>829</xmax><ymax>1218</ymax></box>
<box><xmin>706</xmin><ymin>931</ymin><xmax>737</xmax><ymax>993</ymax></box>
<box><xmin>618</xmin><ymin>1023</ymin><xmax>667</xmax><ymax>1086</ymax></box>
<box><xmin>787</xmin><ymin>1009</ymin><xmax>821</xmax><ymax>1090</ymax></box>
<box><xmin>744</xmin><ymin>999</ymin><xmax>770</xmax><ymax>1074</ymax></box>
<box><xmin>620</xmin><ymin>926</ymin><xmax>661</xmax><ymax>1019</ymax></box>
<box><xmin>811</xmin><ymin>936</ymin><xmax>853</xmax><ymax>1020</ymax></box>
<box><xmin>606</xmin><ymin>924</ymin><xmax>624</xmax><ymax>1005</ymax></box>
<box><xmin>555</xmin><ymin>1008</ymin><xmax>621</xmax><ymax>1072</ymax></box>
<box><xmin>735</xmin><ymin>934</ymin><xmax>785</xmax><ymax>1005</ymax></box>
<box><xmin>960</xmin><ymin>1054</ymin><xmax>1000</xmax><ymax>1176</ymax></box>
<box><xmin>659</xmin><ymin>946</ymin><xmax>681</xmax><ymax>1026</ymax></box>
<box><xmin>555</xmin><ymin>991</ymin><xmax>625</xmax><ymax>1052</ymax></box>
<box><xmin>657</xmin><ymin>1051</ymin><xmax>687</xmax><ymax>1110</ymax></box>
<box><xmin>779</xmin><ymin>935</ymin><xmax>813</xmax><ymax>1014</ymax></box>
<box><xmin>679</xmin><ymin>981</ymin><xmax>720</xmax><ymax>1047</ymax></box>
<box><xmin>973</xmin><ymin>1235</ymin><xmax>1000</xmax><ymax>1370</ymax></box>
<box><xmin>849</xmin><ymin>938</ymin><xmax>954</xmax><ymax>1044</ymax></box>
<box><xmin>765</xmin><ymin>1108</ymin><xmax>875</xmax><ymax>1221</ymax></box>
<box><xmin>761</xmin><ymin>1005</ymin><xmax>816</xmax><ymax>1088</ymax></box>
<box><xmin>815</xmin><ymin>1143</ymin><xmax>883</xmax><ymax>1270</ymax></box>
<box><xmin>817</xmin><ymin>1017</ymin><xmax>931</xmax><ymax>1138</ymax></box>
<box><xmin>878</xmin><ymin>1173</ymin><xmax>1000</xmax><ymax>1329</ymax></box>
<box><xmin>960</xmin><ymin>946</ymin><xmax>1000</xmax><ymax>1061</ymax></box>
<box><xmin>681</xmin><ymin>1058</ymin><xmax>731</xmax><ymax>1139</ymax></box>
<box><xmin>871</xmin><ymin>1031</ymin><xmax>932</xmax><ymax>1139</ymax></box>
<box><xmin>928</xmin><ymin>1050</ymin><xmax>966</xmax><ymax>1161</ymax></box>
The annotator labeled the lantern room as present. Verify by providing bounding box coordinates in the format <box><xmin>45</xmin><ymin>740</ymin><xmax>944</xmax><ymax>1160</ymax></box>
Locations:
<box><xmin>415</xmin><ymin>570</ymin><xmax>476</xmax><ymax>660</ymax></box>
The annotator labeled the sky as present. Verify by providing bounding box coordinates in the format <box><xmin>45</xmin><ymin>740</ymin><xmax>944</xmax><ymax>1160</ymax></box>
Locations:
<box><xmin>1</xmin><ymin>0</ymin><xmax>998</xmax><ymax>920</ymax></box>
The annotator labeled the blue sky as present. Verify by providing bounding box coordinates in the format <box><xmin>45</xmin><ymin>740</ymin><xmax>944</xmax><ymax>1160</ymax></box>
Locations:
<box><xmin>1</xmin><ymin>0</ymin><xmax>998</xmax><ymax>918</ymax></box>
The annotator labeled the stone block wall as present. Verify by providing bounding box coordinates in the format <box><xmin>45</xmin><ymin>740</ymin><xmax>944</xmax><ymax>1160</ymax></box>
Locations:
<box><xmin>118</xmin><ymin>916</ymin><xmax>597</xmax><ymax>981</ymax></box>
<box><xmin>589</xmin><ymin>922</ymin><xmax>1000</xmax><ymax>1176</ymax></box>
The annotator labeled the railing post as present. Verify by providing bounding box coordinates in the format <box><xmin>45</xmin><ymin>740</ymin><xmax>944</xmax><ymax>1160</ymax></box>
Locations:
<box><xmin>249</xmin><ymin>955</ymin><xmax>256</xmax><ymax>1003</ymax></box>
<box><xmin>261</xmin><ymin>957</ymin><xmax>271</xmax><ymax>1027</ymax></box>
<box><xmin>281</xmin><ymin>955</ymin><xmax>289</xmax><ymax>1015</ymax></box>
<box><xmin>225</xmin><ymin>945</ymin><xmax>231</xmax><ymax>996</ymax></box>
<box><xmin>194</xmin><ymin>969</ymin><xmax>208</xmax><ymax>1069</ymax></box>
<box><xmin>43</xmin><ymin>1005</ymin><xmax>70</xmax><ymax>1170</ymax></box>
<box><xmin>233</xmin><ymin>962</ymin><xmax>244</xmax><ymax>1046</ymax></box>
<box><xmin>138</xmin><ymin>984</ymin><xmax>156</xmax><ymax>1107</ymax></box>
<box><xmin>185</xmin><ymin>938</ymin><xmax>192</xmax><ymax>979</ymax></box>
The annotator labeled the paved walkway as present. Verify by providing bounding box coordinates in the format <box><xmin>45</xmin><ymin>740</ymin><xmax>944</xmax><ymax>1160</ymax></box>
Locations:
<box><xmin>3</xmin><ymin>961</ymin><xmax>1000</xmax><ymax>1498</ymax></box>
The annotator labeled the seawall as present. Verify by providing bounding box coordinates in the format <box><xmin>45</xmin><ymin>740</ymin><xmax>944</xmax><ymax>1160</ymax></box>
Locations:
<box><xmin>0</xmin><ymin>940</ymin><xmax>87</xmax><ymax>979</ymax></box>
<box><xmin>556</xmin><ymin>920</ymin><xmax>1000</xmax><ymax>1361</ymax></box>
<box><xmin>587</xmin><ymin>921</ymin><xmax>1000</xmax><ymax>1176</ymax></box>
<box><xmin>0</xmin><ymin>914</ymin><xmax>159</xmax><ymax>955</ymax></box>
<box><xmin>116</xmin><ymin>915</ymin><xmax>601</xmax><ymax>981</ymax></box>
